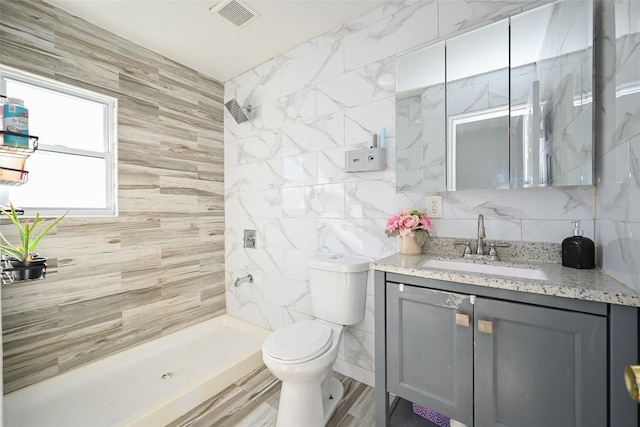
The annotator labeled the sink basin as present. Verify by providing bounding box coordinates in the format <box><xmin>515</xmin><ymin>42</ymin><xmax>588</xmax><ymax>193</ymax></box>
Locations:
<box><xmin>422</xmin><ymin>259</ymin><xmax>547</xmax><ymax>281</ymax></box>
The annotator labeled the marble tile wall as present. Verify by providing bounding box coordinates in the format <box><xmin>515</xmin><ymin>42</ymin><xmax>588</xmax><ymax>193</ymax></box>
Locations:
<box><xmin>224</xmin><ymin>0</ymin><xmax>607</xmax><ymax>386</ymax></box>
<box><xmin>594</xmin><ymin>0</ymin><xmax>640</xmax><ymax>292</ymax></box>
<box><xmin>0</xmin><ymin>0</ymin><xmax>225</xmax><ymax>393</ymax></box>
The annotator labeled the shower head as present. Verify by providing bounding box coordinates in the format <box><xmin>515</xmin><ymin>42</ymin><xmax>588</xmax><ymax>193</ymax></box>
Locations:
<box><xmin>225</xmin><ymin>99</ymin><xmax>252</xmax><ymax>124</ymax></box>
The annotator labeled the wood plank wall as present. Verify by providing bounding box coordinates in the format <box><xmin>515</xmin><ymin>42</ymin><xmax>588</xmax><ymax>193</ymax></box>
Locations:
<box><xmin>0</xmin><ymin>0</ymin><xmax>226</xmax><ymax>393</ymax></box>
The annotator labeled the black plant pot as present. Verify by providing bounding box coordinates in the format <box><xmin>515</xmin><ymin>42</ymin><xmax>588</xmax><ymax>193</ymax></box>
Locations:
<box><xmin>5</xmin><ymin>257</ymin><xmax>47</xmax><ymax>281</ymax></box>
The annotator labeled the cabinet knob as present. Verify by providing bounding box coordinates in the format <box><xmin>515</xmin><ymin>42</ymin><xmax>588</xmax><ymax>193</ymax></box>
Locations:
<box><xmin>625</xmin><ymin>365</ymin><xmax>640</xmax><ymax>403</ymax></box>
<box><xmin>478</xmin><ymin>319</ymin><xmax>493</xmax><ymax>334</ymax></box>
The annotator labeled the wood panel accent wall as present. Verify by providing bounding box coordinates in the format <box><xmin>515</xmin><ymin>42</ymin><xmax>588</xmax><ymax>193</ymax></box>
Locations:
<box><xmin>0</xmin><ymin>0</ymin><xmax>226</xmax><ymax>393</ymax></box>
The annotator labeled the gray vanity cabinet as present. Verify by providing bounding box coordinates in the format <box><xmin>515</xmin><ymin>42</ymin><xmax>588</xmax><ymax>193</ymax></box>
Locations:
<box><xmin>473</xmin><ymin>297</ymin><xmax>607</xmax><ymax>427</ymax></box>
<box><xmin>382</xmin><ymin>279</ymin><xmax>608</xmax><ymax>427</ymax></box>
<box><xmin>386</xmin><ymin>284</ymin><xmax>474</xmax><ymax>425</ymax></box>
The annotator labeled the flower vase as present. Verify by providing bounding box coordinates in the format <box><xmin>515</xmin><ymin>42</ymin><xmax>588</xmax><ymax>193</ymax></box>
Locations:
<box><xmin>399</xmin><ymin>235</ymin><xmax>422</xmax><ymax>255</ymax></box>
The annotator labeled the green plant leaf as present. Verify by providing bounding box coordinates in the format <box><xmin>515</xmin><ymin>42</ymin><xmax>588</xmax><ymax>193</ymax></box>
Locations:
<box><xmin>28</xmin><ymin>211</ymin><xmax>67</xmax><ymax>254</ymax></box>
<box><xmin>0</xmin><ymin>244</ymin><xmax>25</xmax><ymax>260</ymax></box>
<box><xmin>0</xmin><ymin>203</ymin><xmax>67</xmax><ymax>262</ymax></box>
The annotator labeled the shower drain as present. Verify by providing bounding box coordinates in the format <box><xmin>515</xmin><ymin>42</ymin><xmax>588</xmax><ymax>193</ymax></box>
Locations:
<box><xmin>161</xmin><ymin>372</ymin><xmax>175</xmax><ymax>380</ymax></box>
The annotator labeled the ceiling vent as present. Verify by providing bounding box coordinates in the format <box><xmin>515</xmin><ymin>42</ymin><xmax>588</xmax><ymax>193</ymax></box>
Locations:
<box><xmin>210</xmin><ymin>0</ymin><xmax>260</xmax><ymax>28</ymax></box>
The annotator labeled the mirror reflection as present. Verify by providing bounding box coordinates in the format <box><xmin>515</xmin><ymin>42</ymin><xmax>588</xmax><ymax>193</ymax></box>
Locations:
<box><xmin>395</xmin><ymin>0</ymin><xmax>593</xmax><ymax>193</ymax></box>
<box><xmin>396</xmin><ymin>42</ymin><xmax>445</xmax><ymax>192</ymax></box>
<box><xmin>510</xmin><ymin>0</ymin><xmax>593</xmax><ymax>187</ymax></box>
<box><xmin>447</xmin><ymin>20</ymin><xmax>509</xmax><ymax>190</ymax></box>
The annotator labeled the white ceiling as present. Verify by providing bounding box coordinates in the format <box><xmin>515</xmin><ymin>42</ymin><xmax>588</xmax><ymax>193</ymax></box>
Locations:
<box><xmin>45</xmin><ymin>0</ymin><xmax>384</xmax><ymax>83</ymax></box>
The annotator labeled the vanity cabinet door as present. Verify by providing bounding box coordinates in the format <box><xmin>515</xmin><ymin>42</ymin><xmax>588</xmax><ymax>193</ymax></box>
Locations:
<box><xmin>386</xmin><ymin>283</ymin><xmax>474</xmax><ymax>425</ymax></box>
<box><xmin>474</xmin><ymin>298</ymin><xmax>607</xmax><ymax>427</ymax></box>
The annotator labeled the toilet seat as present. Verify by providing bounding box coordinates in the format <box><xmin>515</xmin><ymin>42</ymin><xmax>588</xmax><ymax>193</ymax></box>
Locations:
<box><xmin>263</xmin><ymin>320</ymin><xmax>333</xmax><ymax>363</ymax></box>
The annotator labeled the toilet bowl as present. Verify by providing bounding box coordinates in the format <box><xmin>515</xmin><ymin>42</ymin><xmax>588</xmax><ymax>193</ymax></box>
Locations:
<box><xmin>261</xmin><ymin>253</ymin><xmax>371</xmax><ymax>427</ymax></box>
<box><xmin>262</xmin><ymin>320</ymin><xmax>344</xmax><ymax>427</ymax></box>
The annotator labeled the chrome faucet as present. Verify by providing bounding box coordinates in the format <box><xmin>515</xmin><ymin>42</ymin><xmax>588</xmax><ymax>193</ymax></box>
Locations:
<box><xmin>234</xmin><ymin>274</ymin><xmax>253</xmax><ymax>287</ymax></box>
<box><xmin>477</xmin><ymin>214</ymin><xmax>486</xmax><ymax>255</ymax></box>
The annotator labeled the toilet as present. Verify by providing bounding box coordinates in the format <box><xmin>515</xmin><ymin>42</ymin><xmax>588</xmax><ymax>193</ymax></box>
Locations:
<box><xmin>262</xmin><ymin>253</ymin><xmax>370</xmax><ymax>427</ymax></box>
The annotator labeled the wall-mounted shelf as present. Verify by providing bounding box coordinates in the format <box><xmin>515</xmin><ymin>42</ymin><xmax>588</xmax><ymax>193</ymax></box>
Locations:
<box><xmin>0</xmin><ymin>130</ymin><xmax>39</xmax><ymax>156</ymax></box>
<box><xmin>0</xmin><ymin>131</ymin><xmax>39</xmax><ymax>186</ymax></box>
<box><xmin>1</xmin><ymin>257</ymin><xmax>47</xmax><ymax>285</ymax></box>
<box><xmin>0</xmin><ymin>166</ymin><xmax>28</xmax><ymax>186</ymax></box>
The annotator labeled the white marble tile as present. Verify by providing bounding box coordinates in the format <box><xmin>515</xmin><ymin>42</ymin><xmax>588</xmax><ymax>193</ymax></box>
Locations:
<box><xmin>344</xmin><ymin>178</ymin><xmax>423</xmax><ymax>219</ymax></box>
<box><xmin>233</xmin><ymin>64</ymin><xmax>283</xmax><ymax>108</ymax></box>
<box><xmin>344</xmin><ymin>97</ymin><xmax>396</xmax><ymax>147</ymax></box>
<box><xmin>225</xmin><ymin>292</ymin><xmax>283</xmax><ymax>332</ymax></box>
<box><xmin>597</xmin><ymin>220</ymin><xmax>640</xmax><ymax>293</ymax></box>
<box><xmin>333</xmin><ymin>358</ymin><xmax>375</xmax><ymax>388</ymax></box>
<box><xmin>317</xmin><ymin>218</ymin><xmax>391</xmax><ymax>257</ymax></box>
<box><xmin>224</xmin><ymin>140</ymin><xmax>239</xmax><ymax>169</ymax></box>
<box><xmin>317</xmin><ymin>56</ymin><xmax>395</xmax><ymax>117</ymax></box>
<box><xmin>282</xmin><ymin>112</ymin><xmax>344</xmax><ymax>157</ymax></box>
<box><xmin>596</xmin><ymin>141</ymin><xmax>629</xmax><ymax>221</ymax></box>
<box><xmin>262</xmin><ymin>158</ymin><xmax>285</xmax><ymax>190</ymax></box>
<box><xmin>226</xmin><ymin>243</ymin><xmax>283</xmax><ymax>279</ymax></box>
<box><xmin>225</xmin><ymin>217</ymin><xmax>264</xmax><ymax>253</ymax></box>
<box><xmin>282</xmin><ymin>248</ymin><xmax>316</xmax><ymax>282</ymax></box>
<box><xmin>226</xmin><ymin>268</ymin><xmax>265</xmax><ymax>300</ymax></box>
<box><xmin>344</xmin><ymin>327</ymin><xmax>375</xmax><ymax>372</ymax></box>
<box><xmin>317</xmin><ymin>1</ymin><xmax>398</xmax><ymax>49</ymax></box>
<box><xmin>282</xmin><ymin>153</ymin><xmax>318</xmax><ymax>187</ymax></box>
<box><xmin>263</xmin><ymin>217</ymin><xmax>319</xmax><ymax>251</ymax></box>
<box><xmin>344</xmin><ymin>1</ymin><xmax>438</xmax><ymax>71</ymax></box>
<box><xmin>281</xmin><ymin>40</ymin><xmax>344</xmax><ymax>96</ymax></box>
<box><xmin>523</xmin><ymin>219</ymin><xmax>595</xmax><ymax>243</ymax></box>
<box><xmin>430</xmin><ymin>218</ymin><xmax>522</xmax><ymax>242</ymax></box>
<box><xmin>259</xmin><ymin>102</ymin><xmax>287</xmax><ymax>131</ymax></box>
<box><xmin>263</xmin><ymin>274</ymin><xmax>311</xmax><ymax>315</ymax></box>
<box><xmin>278</xmin><ymin>87</ymin><xmax>317</xmax><ymax>124</ymax></box>
<box><xmin>225</xmin><ymin>163</ymin><xmax>263</xmax><ymax>191</ymax></box>
<box><xmin>282</xmin><ymin>184</ymin><xmax>345</xmax><ymax>218</ymax></box>
<box><xmin>237</xmin><ymin>131</ymin><xmax>281</xmax><ymax>165</ymax></box>
<box><xmin>442</xmin><ymin>186</ymin><xmax>593</xmax><ymax>221</ymax></box>
<box><xmin>237</xmin><ymin>188</ymin><xmax>283</xmax><ymax>219</ymax></box>
<box><xmin>630</xmin><ymin>134</ymin><xmax>640</xmax><ymax>222</ymax></box>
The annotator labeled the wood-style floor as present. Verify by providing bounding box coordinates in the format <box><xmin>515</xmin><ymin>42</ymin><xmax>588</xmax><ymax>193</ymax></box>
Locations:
<box><xmin>168</xmin><ymin>365</ymin><xmax>375</xmax><ymax>427</ymax></box>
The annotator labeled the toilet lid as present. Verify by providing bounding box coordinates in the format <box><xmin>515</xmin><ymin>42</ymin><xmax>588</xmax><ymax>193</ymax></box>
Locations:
<box><xmin>263</xmin><ymin>320</ymin><xmax>333</xmax><ymax>362</ymax></box>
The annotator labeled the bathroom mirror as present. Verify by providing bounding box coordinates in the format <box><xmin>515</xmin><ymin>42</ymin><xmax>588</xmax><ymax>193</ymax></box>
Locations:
<box><xmin>396</xmin><ymin>42</ymin><xmax>445</xmax><ymax>192</ymax></box>
<box><xmin>510</xmin><ymin>0</ymin><xmax>593</xmax><ymax>187</ymax></box>
<box><xmin>446</xmin><ymin>20</ymin><xmax>509</xmax><ymax>191</ymax></box>
<box><xmin>395</xmin><ymin>0</ymin><xmax>593</xmax><ymax>192</ymax></box>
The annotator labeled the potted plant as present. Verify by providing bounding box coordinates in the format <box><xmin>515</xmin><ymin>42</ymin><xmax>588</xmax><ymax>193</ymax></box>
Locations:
<box><xmin>0</xmin><ymin>203</ymin><xmax>67</xmax><ymax>281</ymax></box>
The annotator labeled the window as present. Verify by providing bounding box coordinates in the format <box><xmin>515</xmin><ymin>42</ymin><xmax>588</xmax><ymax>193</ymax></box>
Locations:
<box><xmin>0</xmin><ymin>65</ymin><xmax>117</xmax><ymax>217</ymax></box>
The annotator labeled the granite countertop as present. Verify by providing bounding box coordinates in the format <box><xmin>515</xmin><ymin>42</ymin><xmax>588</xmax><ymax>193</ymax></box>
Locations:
<box><xmin>372</xmin><ymin>253</ymin><xmax>640</xmax><ymax>307</ymax></box>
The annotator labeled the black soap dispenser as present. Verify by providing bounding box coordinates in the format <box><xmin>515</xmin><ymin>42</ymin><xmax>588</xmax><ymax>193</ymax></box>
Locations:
<box><xmin>561</xmin><ymin>221</ymin><xmax>595</xmax><ymax>269</ymax></box>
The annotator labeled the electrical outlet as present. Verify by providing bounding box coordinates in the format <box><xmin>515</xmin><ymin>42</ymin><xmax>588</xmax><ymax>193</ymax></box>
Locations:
<box><xmin>427</xmin><ymin>195</ymin><xmax>443</xmax><ymax>218</ymax></box>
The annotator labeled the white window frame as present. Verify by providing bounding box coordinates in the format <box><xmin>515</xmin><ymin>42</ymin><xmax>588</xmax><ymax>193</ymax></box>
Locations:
<box><xmin>0</xmin><ymin>65</ymin><xmax>118</xmax><ymax>218</ymax></box>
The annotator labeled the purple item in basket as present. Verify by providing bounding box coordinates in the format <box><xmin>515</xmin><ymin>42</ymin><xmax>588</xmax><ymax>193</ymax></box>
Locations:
<box><xmin>412</xmin><ymin>403</ymin><xmax>450</xmax><ymax>427</ymax></box>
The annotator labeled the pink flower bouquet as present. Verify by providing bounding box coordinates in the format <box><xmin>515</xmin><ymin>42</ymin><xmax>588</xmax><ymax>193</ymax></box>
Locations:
<box><xmin>385</xmin><ymin>209</ymin><xmax>433</xmax><ymax>245</ymax></box>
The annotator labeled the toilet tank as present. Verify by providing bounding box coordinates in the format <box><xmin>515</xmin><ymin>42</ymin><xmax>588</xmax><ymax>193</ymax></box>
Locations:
<box><xmin>308</xmin><ymin>254</ymin><xmax>371</xmax><ymax>325</ymax></box>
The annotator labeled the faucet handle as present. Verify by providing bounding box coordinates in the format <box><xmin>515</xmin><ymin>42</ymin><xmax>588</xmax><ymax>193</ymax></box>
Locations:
<box><xmin>454</xmin><ymin>240</ymin><xmax>473</xmax><ymax>256</ymax></box>
<box><xmin>486</xmin><ymin>242</ymin><xmax>499</xmax><ymax>261</ymax></box>
<box><xmin>488</xmin><ymin>242</ymin><xmax>498</xmax><ymax>256</ymax></box>
<box><xmin>464</xmin><ymin>241</ymin><xmax>472</xmax><ymax>255</ymax></box>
